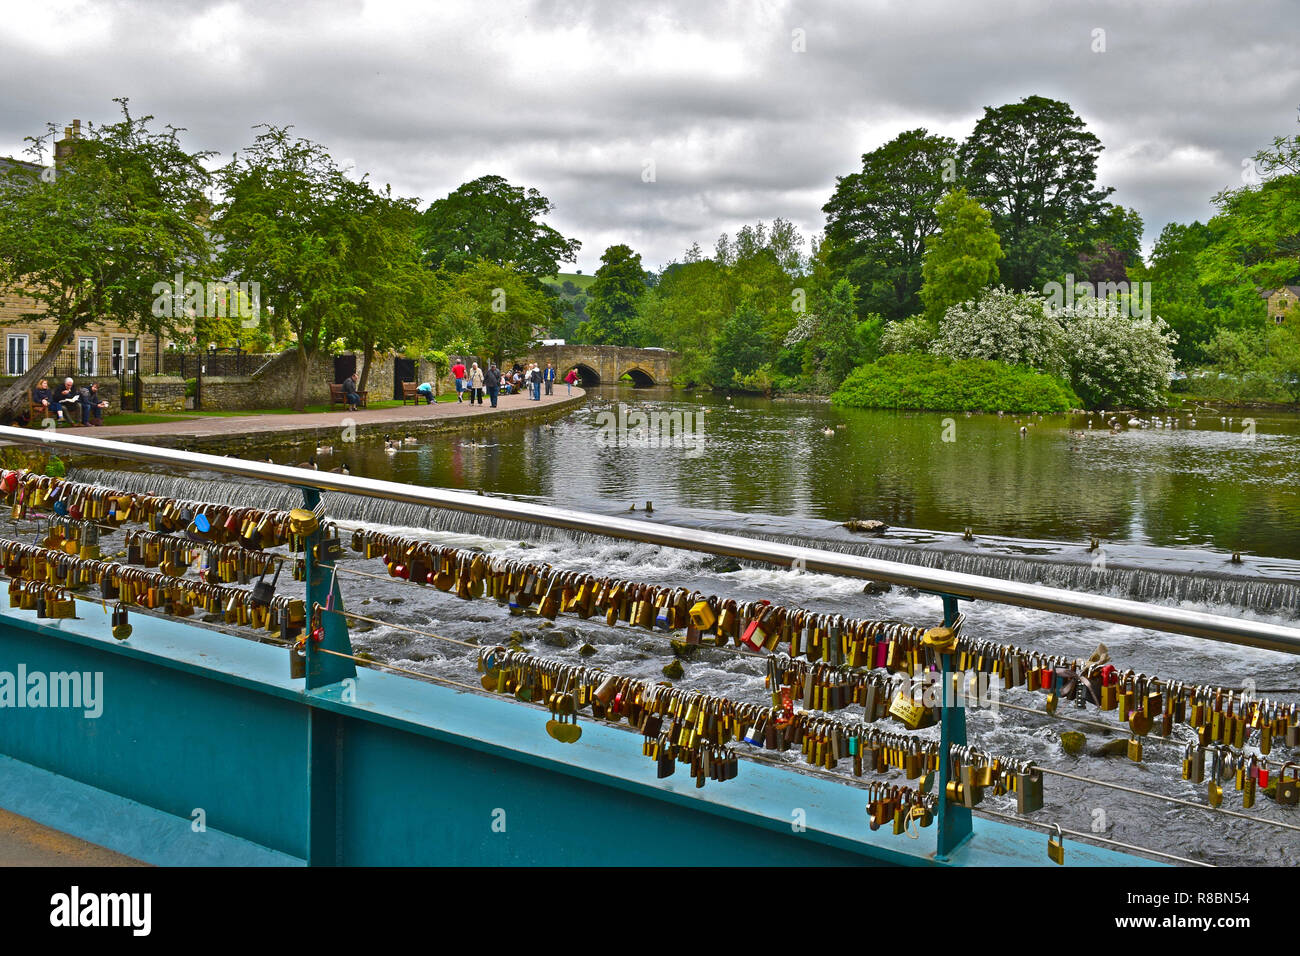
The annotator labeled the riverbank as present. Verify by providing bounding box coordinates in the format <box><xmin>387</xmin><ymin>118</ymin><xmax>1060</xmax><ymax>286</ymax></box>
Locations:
<box><xmin>41</xmin><ymin>387</ymin><xmax>587</xmax><ymax>453</ymax></box>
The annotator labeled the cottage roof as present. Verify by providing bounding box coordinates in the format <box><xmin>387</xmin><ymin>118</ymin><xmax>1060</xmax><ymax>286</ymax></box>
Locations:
<box><xmin>1261</xmin><ymin>285</ymin><xmax>1300</xmax><ymax>298</ymax></box>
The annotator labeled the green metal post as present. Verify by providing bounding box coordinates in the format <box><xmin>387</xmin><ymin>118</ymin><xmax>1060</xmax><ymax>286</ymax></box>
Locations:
<box><xmin>934</xmin><ymin>593</ymin><xmax>971</xmax><ymax>860</ymax></box>
<box><xmin>301</xmin><ymin>488</ymin><xmax>356</xmax><ymax>689</ymax></box>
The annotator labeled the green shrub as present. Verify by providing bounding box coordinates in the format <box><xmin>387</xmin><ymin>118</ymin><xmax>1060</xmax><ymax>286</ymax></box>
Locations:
<box><xmin>184</xmin><ymin>377</ymin><xmax>197</xmax><ymax>398</ymax></box>
<box><xmin>832</xmin><ymin>354</ymin><xmax>1079</xmax><ymax>413</ymax></box>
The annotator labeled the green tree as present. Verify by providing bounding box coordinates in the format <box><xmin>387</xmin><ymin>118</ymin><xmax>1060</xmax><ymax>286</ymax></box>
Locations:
<box><xmin>213</xmin><ymin>125</ymin><xmax>362</xmax><ymax>411</ymax></box>
<box><xmin>418</xmin><ymin>175</ymin><xmax>580</xmax><ymax>280</ymax></box>
<box><xmin>577</xmin><ymin>244</ymin><xmax>646</xmax><ymax>345</ymax></box>
<box><xmin>0</xmin><ymin>100</ymin><xmax>212</xmax><ymax>417</ymax></box>
<box><xmin>823</xmin><ymin>128</ymin><xmax>958</xmax><ymax>321</ymax></box>
<box><xmin>805</xmin><ymin>278</ymin><xmax>863</xmax><ymax>389</ymax></box>
<box><xmin>336</xmin><ymin>182</ymin><xmax>430</xmax><ymax>394</ymax></box>
<box><xmin>1200</xmin><ymin>123</ymin><xmax>1300</xmax><ymax>295</ymax></box>
<box><xmin>432</xmin><ymin>260</ymin><xmax>551</xmax><ymax>363</ymax></box>
<box><xmin>960</xmin><ymin>95</ymin><xmax>1114</xmax><ymax>290</ymax></box>
<box><xmin>709</xmin><ymin>298</ymin><xmax>767</xmax><ymax>388</ymax></box>
<box><xmin>920</xmin><ymin>188</ymin><xmax>1004</xmax><ymax>323</ymax></box>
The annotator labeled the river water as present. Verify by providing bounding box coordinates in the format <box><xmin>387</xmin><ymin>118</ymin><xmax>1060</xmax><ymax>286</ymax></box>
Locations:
<box><xmin>64</xmin><ymin>386</ymin><xmax>1300</xmax><ymax>866</ymax></box>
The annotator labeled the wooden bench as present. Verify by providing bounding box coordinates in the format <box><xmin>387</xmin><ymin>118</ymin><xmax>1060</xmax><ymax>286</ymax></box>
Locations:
<box><xmin>400</xmin><ymin>381</ymin><xmax>420</xmax><ymax>405</ymax></box>
<box><xmin>329</xmin><ymin>383</ymin><xmax>367</xmax><ymax>411</ymax></box>
<box><xmin>29</xmin><ymin>390</ymin><xmax>54</xmax><ymax>426</ymax></box>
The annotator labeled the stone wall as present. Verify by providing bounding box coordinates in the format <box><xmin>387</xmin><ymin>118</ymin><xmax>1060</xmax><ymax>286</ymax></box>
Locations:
<box><xmin>140</xmin><ymin>375</ymin><xmax>187</xmax><ymax>413</ymax></box>
<box><xmin>197</xmin><ymin>351</ymin><xmax>448</xmax><ymax>410</ymax></box>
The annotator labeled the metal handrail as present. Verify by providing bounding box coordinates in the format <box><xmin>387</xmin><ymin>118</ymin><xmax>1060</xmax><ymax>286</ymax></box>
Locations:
<box><xmin>3</xmin><ymin>425</ymin><xmax>1299</xmax><ymax>655</ymax></box>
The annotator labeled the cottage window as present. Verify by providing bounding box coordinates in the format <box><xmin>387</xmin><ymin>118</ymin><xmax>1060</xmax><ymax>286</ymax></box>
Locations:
<box><xmin>6</xmin><ymin>334</ymin><xmax>27</xmax><ymax>376</ymax></box>
<box><xmin>78</xmin><ymin>336</ymin><xmax>98</xmax><ymax>376</ymax></box>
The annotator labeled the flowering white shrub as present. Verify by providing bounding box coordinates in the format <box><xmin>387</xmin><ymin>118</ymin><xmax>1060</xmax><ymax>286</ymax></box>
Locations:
<box><xmin>930</xmin><ymin>287</ymin><xmax>1065</xmax><ymax>377</ymax></box>
<box><xmin>1054</xmin><ymin>297</ymin><xmax>1177</xmax><ymax>409</ymax></box>
<box><xmin>879</xmin><ymin>315</ymin><xmax>938</xmax><ymax>354</ymax></box>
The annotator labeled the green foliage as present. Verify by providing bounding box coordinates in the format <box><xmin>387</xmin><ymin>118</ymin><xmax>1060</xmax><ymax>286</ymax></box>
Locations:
<box><xmin>959</xmin><ymin>95</ymin><xmax>1113</xmax><ymax>290</ymax></box>
<box><xmin>213</xmin><ymin>125</ymin><xmax>367</xmax><ymax>410</ymax></box>
<box><xmin>920</xmin><ymin>188</ymin><xmax>1003</xmax><ymax>323</ymax></box>
<box><xmin>879</xmin><ymin>315</ymin><xmax>938</xmax><ymax>354</ymax></box>
<box><xmin>709</xmin><ymin>299</ymin><xmax>767</xmax><ymax>388</ymax></box>
<box><xmin>1200</xmin><ymin>320</ymin><xmax>1300</xmax><ymax>403</ymax></box>
<box><xmin>418</xmin><ymin>175</ymin><xmax>580</xmax><ymax>279</ymax></box>
<box><xmin>733</xmin><ymin>362</ymin><xmax>776</xmax><ymax>395</ymax></box>
<box><xmin>832</xmin><ymin>354</ymin><xmax>1079</xmax><ymax>413</ymax></box>
<box><xmin>0</xmin><ymin>99</ymin><xmax>213</xmax><ymax>416</ymax></box>
<box><xmin>803</xmin><ymin>278</ymin><xmax>867</xmax><ymax>390</ymax></box>
<box><xmin>429</xmin><ymin>260</ymin><xmax>552</xmax><ymax>363</ymax></box>
<box><xmin>822</xmin><ymin>128</ymin><xmax>959</xmax><ymax>321</ymax></box>
<box><xmin>422</xmin><ymin>349</ymin><xmax>450</xmax><ymax>378</ymax></box>
<box><xmin>577</xmin><ymin>244</ymin><xmax>647</xmax><ymax>344</ymax></box>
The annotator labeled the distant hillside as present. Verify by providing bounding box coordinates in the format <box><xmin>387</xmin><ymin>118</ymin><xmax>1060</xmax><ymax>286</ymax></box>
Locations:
<box><xmin>540</xmin><ymin>273</ymin><xmax>592</xmax><ymax>340</ymax></box>
<box><xmin>540</xmin><ymin>272</ymin><xmax>596</xmax><ymax>293</ymax></box>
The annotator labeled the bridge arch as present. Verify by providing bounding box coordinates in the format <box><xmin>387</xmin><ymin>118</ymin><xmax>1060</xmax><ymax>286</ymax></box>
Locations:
<box><xmin>567</xmin><ymin>363</ymin><xmax>601</xmax><ymax>386</ymax></box>
<box><xmin>620</xmin><ymin>367</ymin><xmax>657</xmax><ymax>387</ymax></box>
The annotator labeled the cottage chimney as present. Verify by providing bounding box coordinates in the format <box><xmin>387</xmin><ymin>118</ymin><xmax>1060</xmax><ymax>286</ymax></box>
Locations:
<box><xmin>54</xmin><ymin>120</ymin><xmax>82</xmax><ymax>164</ymax></box>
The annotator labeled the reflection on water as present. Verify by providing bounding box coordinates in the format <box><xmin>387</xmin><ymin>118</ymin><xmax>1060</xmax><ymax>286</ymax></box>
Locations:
<box><xmin>274</xmin><ymin>387</ymin><xmax>1300</xmax><ymax>561</ymax></box>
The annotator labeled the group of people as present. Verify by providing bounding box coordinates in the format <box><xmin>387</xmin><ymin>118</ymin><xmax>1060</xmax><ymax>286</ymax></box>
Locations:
<box><xmin>31</xmin><ymin>377</ymin><xmax>110</xmax><ymax>426</ymax></box>
<box><xmin>448</xmin><ymin>359</ymin><xmax>578</xmax><ymax>407</ymax></box>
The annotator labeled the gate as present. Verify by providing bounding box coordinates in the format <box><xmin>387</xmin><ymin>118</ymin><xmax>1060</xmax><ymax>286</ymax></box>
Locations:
<box><xmin>334</xmin><ymin>355</ymin><xmax>357</xmax><ymax>384</ymax></box>
<box><xmin>393</xmin><ymin>357</ymin><xmax>415</xmax><ymax>400</ymax></box>
<box><xmin>117</xmin><ymin>356</ymin><xmax>142</xmax><ymax>412</ymax></box>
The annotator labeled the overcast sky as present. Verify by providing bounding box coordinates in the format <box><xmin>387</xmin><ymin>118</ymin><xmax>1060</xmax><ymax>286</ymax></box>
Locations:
<box><xmin>2</xmin><ymin>0</ymin><xmax>1297</xmax><ymax>273</ymax></box>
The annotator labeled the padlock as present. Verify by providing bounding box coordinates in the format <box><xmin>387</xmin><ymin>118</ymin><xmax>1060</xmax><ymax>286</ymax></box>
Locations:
<box><xmin>111</xmin><ymin>603</ymin><xmax>132</xmax><ymax>640</ymax></box>
<box><xmin>290</xmin><ymin>638</ymin><xmax>307</xmax><ymax>679</ymax></box>
<box><xmin>1275</xmin><ymin>763</ymin><xmax>1300</xmax><ymax>806</ymax></box>
<box><xmin>1047</xmin><ymin>824</ymin><xmax>1065</xmax><ymax>865</ymax></box>
<box><xmin>250</xmin><ymin>559</ymin><xmax>282</xmax><ymax>607</ymax></box>
<box><xmin>1127</xmin><ymin>735</ymin><xmax>1143</xmax><ymax>763</ymax></box>
<box><xmin>1017</xmin><ymin>763</ymin><xmax>1044</xmax><ymax>814</ymax></box>
<box><xmin>689</xmin><ymin>599</ymin><xmax>716</xmax><ymax>630</ymax></box>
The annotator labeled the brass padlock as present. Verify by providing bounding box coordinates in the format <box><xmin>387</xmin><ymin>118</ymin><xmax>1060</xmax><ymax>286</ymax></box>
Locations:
<box><xmin>1047</xmin><ymin>824</ymin><xmax>1065</xmax><ymax>865</ymax></box>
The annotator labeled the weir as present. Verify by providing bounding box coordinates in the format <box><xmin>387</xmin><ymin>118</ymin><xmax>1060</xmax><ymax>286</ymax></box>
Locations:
<box><xmin>0</xmin><ymin>429</ymin><xmax>1293</xmax><ymax>866</ymax></box>
<box><xmin>69</xmin><ymin>467</ymin><xmax>1300</xmax><ymax>615</ymax></box>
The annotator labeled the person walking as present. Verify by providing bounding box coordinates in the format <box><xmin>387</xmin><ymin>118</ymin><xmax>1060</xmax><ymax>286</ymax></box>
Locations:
<box><xmin>563</xmin><ymin>368</ymin><xmax>577</xmax><ymax>395</ymax></box>
<box><xmin>451</xmin><ymin>359</ymin><xmax>467</xmax><ymax>402</ymax></box>
<box><xmin>484</xmin><ymin>363</ymin><xmax>501</xmax><ymax>408</ymax></box>
<box><xmin>469</xmin><ymin>362</ymin><xmax>485</xmax><ymax>405</ymax></box>
<box><xmin>544</xmin><ymin>363</ymin><xmax>555</xmax><ymax>396</ymax></box>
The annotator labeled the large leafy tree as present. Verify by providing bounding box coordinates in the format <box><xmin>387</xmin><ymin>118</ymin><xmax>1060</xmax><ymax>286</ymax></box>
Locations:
<box><xmin>213</xmin><ymin>126</ymin><xmax>363</xmax><ymax>411</ymax></box>
<box><xmin>1199</xmin><ymin>124</ymin><xmax>1300</xmax><ymax>294</ymax></box>
<box><xmin>823</xmin><ymin>128</ymin><xmax>958</xmax><ymax>321</ymax></box>
<box><xmin>336</xmin><ymin>181</ymin><xmax>431</xmax><ymax>394</ymax></box>
<box><xmin>709</xmin><ymin>297</ymin><xmax>767</xmax><ymax>389</ymax></box>
<box><xmin>960</xmin><ymin>96</ymin><xmax>1114</xmax><ymax>290</ymax></box>
<box><xmin>0</xmin><ymin>99</ymin><xmax>212</xmax><ymax>418</ymax></box>
<box><xmin>418</xmin><ymin>175</ymin><xmax>580</xmax><ymax>280</ymax></box>
<box><xmin>804</xmin><ymin>277</ymin><xmax>864</xmax><ymax>388</ymax></box>
<box><xmin>431</xmin><ymin>260</ymin><xmax>552</xmax><ymax>363</ymax></box>
<box><xmin>577</xmin><ymin>244</ymin><xmax>647</xmax><ymax>345</ymax></box>
<box><xmin>920</xmin><ymin>188</ymin><xmax>1004</xmax><ymax>323</ymax></box>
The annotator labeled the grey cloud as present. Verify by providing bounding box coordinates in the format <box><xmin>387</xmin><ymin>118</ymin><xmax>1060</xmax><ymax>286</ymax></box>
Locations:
<box><xmin>1</xmin><ymin>0</ymin><xmax>1296</xmax><ymax>271</ymax></box>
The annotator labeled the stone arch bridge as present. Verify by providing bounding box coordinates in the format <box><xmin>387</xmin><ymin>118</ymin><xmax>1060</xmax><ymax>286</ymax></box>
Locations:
<box><xmin>512</xmin><ymin>345</ymin><xmax>678</xmax><ymax>387</ymax></box>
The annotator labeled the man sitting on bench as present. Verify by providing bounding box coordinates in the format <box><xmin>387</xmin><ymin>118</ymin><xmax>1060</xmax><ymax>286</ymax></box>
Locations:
<box><xmin>342</xmin><ymin>373</ymin><xmax>362</xmax><ymax>412</ymax></box>
<box><xmin>55</xmin><ymin>377</ymin><xmax>80</xmax><ymax>424</ymax></box>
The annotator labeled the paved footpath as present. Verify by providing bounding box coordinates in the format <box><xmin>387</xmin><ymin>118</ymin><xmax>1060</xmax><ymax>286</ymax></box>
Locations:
<box><xmin>79</xmin><ymin>386</ymin><xmax>586</xmax><ymax>443</ymax></box>
<box><xmin>0</xmin><ymin>807</ymin><xmax>142</xmax><ymax>866</ymax></box>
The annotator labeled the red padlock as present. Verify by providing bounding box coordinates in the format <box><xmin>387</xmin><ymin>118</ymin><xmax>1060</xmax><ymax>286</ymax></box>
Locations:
<box><xmin>1</xmin><ymin>471</ymin><xmax>17</xmax><ymax>493</ymax></box>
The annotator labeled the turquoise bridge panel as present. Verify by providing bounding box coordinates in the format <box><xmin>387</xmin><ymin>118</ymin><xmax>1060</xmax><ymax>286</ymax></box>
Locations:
<box><xmin>0</xmin><ymin>606</ymin><xmax>1155</xmax><ymax>867</ymax></box>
